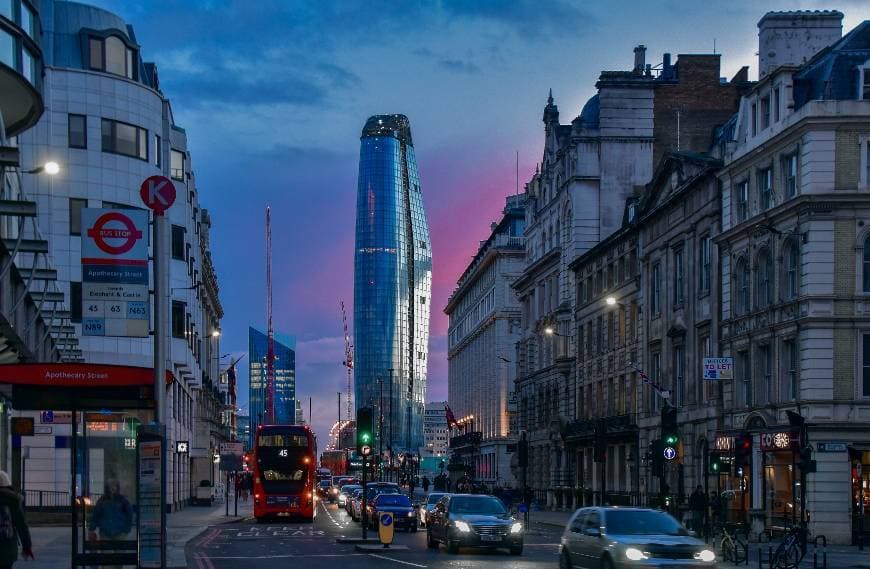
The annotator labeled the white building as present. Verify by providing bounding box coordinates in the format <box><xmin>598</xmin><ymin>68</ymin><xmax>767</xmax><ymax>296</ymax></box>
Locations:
<box><xmin>13</xmin><ymin>0</ymin><xmax>223</xmax><ymax>511</ymax></box>
<box><xmin>445</xmin><ymin>195</ymin><xmax>525</xmax><ymax>486</ymax></box>
<box><xmin>421</xmin><ymin>401</ymin><xmax>448</xmax><ymax>459</ymax></box>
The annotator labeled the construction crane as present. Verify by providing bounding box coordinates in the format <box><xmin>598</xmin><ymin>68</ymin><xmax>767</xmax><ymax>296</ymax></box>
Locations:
<box><xmin>265</xmin><ymin>206</ymin><xmax>275</xmax><ymax>424</ymax></box>
<box><xmin>340</xmin><ymin>300</ymin><xmax>353</xmax><ymax>421</ymax></box>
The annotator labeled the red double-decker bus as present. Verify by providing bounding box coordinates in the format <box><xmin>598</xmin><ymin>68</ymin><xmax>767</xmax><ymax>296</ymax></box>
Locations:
<box><xmin>253</xmin><ymin>424</ymin><xmax>317</xmax><ymax>522</ymax></box>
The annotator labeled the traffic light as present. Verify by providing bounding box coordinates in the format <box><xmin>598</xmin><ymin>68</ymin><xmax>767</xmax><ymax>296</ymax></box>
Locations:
<box><xmin>661</xmin><ymin>406</ymin><xmax>679</xmax><ymax>461</ymax></box>
<box><xmin>708</xmin><ymin>451</ymin><xmax>723</xmax><ymax>475</ymax></box>
<box><xmin>734</xmin><ymin>432</ymin><xmax>751</xmax><ymax>476</ymax></box>
<box><xmin>356</xmin><ymin>407</ymin><xmax>373</xmax><ymax>456</ymax></box>
<box><xmin>650</xmin><ymin>439</ymin><xmax>664</xmax><ymax>478</ymax></box>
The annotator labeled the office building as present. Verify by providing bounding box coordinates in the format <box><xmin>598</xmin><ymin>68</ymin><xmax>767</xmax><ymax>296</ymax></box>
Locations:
<box><xmin>353</xmin><ymin>114</ymin><xmax>432</xmax><ymax>453</ymax></box>
<box><xmin>445</xmin><ymin>195</ymin><xmax>525</xmax><ymax>485</ymax></box>
<box><xmin>248</xmin><ymin>327</ymin><xmax>296</xmax><ymax>442</ymax></box>
<box><xmin>421</xmin><ymin>402</ymin><xmax>449</xmax><ymax>459</ymax></box>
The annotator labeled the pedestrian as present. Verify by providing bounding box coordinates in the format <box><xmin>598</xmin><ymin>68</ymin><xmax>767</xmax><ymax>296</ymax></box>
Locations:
<box><xmin>709</xmin><ymin>491</ymin><xmax>723</xmax><ymax>527</ymax></box>
<box><xmin>445</xmin><ymin>477</ymin><xmax>452</xmax><ymax>492</ymax></box>
<box><xmin>422</xmin><ymin>476</ymin><xmax>430</xmax><ymax>493</ymax></box>
<box><xmin>235</xmin><ymin>473</ymin><xmax>242</xmax><ymax>501</ymax></box>
<box><xmin>688</xmin><ymin>485</ymin><xmax>707</xmax><ymax>533</ymax></box>
<box><xmin>89</xmin><ymin>480</ymin><xmax>133</xmax><ymax>541</ymax></box>
<box><xmin>241</xmin><ymin>473</ymin><xmax>252</xmax><ymax>501</ymax></box>
<box><xmin>0</xmin><ymin>471</ymin><xmax>33</xmax><ymax>568</ymax></box>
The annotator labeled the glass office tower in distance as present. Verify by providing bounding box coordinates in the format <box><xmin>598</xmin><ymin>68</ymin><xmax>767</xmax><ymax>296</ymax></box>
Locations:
<box><xmin>354</xmin><ymin>114</ymin><xmax>432</xmax><ymax>453</ymax></box>
<box><xmin>248</xmin><ymin>327</ymin><xmax>296</xmax><ymax>446</ymax></box>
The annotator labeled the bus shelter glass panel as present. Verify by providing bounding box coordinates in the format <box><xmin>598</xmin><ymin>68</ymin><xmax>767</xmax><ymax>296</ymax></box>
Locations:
<box><xmin>73</xmin><ymin>410</ymin><xmax>148</xmax><ymax>566</ymax></box>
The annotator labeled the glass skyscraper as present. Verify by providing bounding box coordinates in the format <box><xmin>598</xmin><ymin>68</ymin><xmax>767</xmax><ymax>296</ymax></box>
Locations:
<box><xmin>248</xmin><ymin>327</ymin><xmax>296</xmax><ymax>446</ymax></box>
<box><xmin>354</xmin><ymin>114</ymin><xmax>432</xmax><ymax>454</ymax></box>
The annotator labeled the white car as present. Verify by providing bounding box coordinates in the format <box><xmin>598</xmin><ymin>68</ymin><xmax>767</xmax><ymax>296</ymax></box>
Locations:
<box><xmin>418</xmin><ymin>492</ymin><xmax>447</xmax><ymax>527</ymax></box>
<box><xmin>338</xmin><ymin>484</ymin><xmax>361</xmax><ymax>508</ymax></box>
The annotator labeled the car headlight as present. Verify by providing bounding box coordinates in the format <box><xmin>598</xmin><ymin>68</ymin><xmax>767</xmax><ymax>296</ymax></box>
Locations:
<box><xmin>695</xmin><ymin>549</ymin><xmax>716</xmax><ymax>562</ymax></box>
<box><xmin>511</xmin><ymin>522</ymin><xmax>522</xmax><ymax>534</ymax></box>
<box><xmin>408</xmin><ymin>511</ymin><xmax>415</xmax><ymax>517</ymax></box>
<box><xmin>625</xmin><ymin>548</ymin><xmax>649</xmax><ymax>561</ymax></box>
<box><xmin>454</xmin><ymin>521</ymin><xmax>471</xmax><ymax>532</ymax></box>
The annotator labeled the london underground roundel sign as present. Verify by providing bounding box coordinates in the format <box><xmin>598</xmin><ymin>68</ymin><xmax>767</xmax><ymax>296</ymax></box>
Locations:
<box><xmin>86</xmin><ymin>211</ymin><xmax>144</xmax><ymax>255</ymax></box>
<box><xmin>139</xmin><ymin>175</ymin><xmax>176</xmax><ymax>215</ymax></box>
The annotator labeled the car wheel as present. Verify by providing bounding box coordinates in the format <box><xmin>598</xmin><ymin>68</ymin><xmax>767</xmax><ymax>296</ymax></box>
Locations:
<box><xmin>426</xmin><ymin>529</ymin><xmax>439</xmax><ymax>549</ymax></box>
<box><xmin>559</xmin><ymin>549</ymin><xmax>572</xmax><ymax>569</ymax></box>
<box><xmin>509</xmin><ymin>545</ymin><xmax>523</xmax><ymax>556</ymax></box>
<box><xmin>600</xmin><ymin>555</ymin><xmax>614</xmax><ymax>569</ymax></box>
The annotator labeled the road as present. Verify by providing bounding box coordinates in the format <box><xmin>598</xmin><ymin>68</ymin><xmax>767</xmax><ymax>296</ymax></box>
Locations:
<box><xmin>186</xmin><ymin>500</ymin><xmax>562</xmax><ymax>569</ymax></box>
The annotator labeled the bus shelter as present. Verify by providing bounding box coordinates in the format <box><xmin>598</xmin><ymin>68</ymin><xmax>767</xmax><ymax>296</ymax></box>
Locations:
<box><xmin>0</xmin><ymin>363</ymin><xmax>171</xmax><ymax>568</ymax></box>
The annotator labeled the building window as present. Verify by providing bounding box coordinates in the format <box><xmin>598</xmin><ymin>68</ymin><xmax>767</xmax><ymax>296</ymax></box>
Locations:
<box><xmin>171</xmin><ymin>301</ymin><xmax>186</xmax><ymax>338</ymax></box>
<box><xmin>20</xmin><ymin>3</ymin><xmax>36</xmax><ymax>39</ymax></box>
<box><xmin>782</xmin><ymin>339</ymin><xmax>798</xmax><ymax>402</ymax></box>
<box><xmin>699</xmin><ymin>237</ymin><xmax>712</xmax><ymax>294</ymax></box>
<box><xmin>783</xmin><ymin>153</ymin><xmax>798</xmax><ymax>198</ymax></box>
<box><xmin>673</xmin><ymin>249</ymin><xmax>684</xmax><ymax>306</ymax></box>
<box><xmin>155</xmin><ymin>134</ymin><xmax>161</xmax><ymax>167</ymax></box>
<box><xmin>70</xmin><ymin>281</ymin><xmax>82</xmax><ymax>323</ymax></box>
<box><xmin>88</xmin><ymin>35</ymin><xmax>134</xmax><ymax>79</ymax></box>
<box><xmin>649</xmin><ymin>352</ymin><xmax>661</xmax><ymax>413</ymax></box>
<box><xmin>773</xmin><ymin>87</ymin><xmax>781</xmax><ymax>122</ymax></box>
<box><xmin>736</xmin><ymin>180</ymin><xmax>749</xmax><ymax>222</ymax></box>
<box><xmin>760</xmin><ymin>95</ymin><xmax>771</xmax><ymax>130</ymax></box>
<box><xmin>783</xmin><ymin>241</ymin><xmax>799</xmax><ymax>300</ymax></box>
<box><xmin>864</xmin><ymin>235</ymin><xmax>870</xmax><ymax>292</ymax></box>
<box><xmin>674</xmin><ymin>346</ymin><xmax>685</xmax><ymax>407</ymax></box>
<box><xmin>758</xmin><ymin>167</ymin><xmax>773</xmax><ymax>211</ymax></box>
<box><xmin>68</xmin><ymin>114</ymin><xmax>87</xmax><ymax>149</ymax></box>
<box><xmin>69</xmin><ymin>198</ymin><xmax>87</xmax><ymax>236</ymax></box>
<box><xmin>863</xmin><ymin>334</ymin><xmax>870</xmax><ymax>397</ymax></box>
<box><xmin>739</xmin><ymin>351</ymin><xmax>751</xmax><ymax>407</ymax></box>
<box><xmin>758</xmin><ymin>344</ymin><xmax>772</xmax><ymax>404</ymax></box>
<box><xmin>751</xmin><ymin>102</ymin><xmax>758</xmax><ymax>136</ymax></box>
<box><xmin>171</xmin><ymin>225</ymin><xmax>185</xmax><ymax>260</ymax></box>
<box><xmin>737</xmin><ymin>258</ymin><xmax>750</xmax><ymax>314</ymax></box>
<box><xmin>101</xmin><ymin>119</ymin><xmax>148</xmax><ymax>161</ymax></box>
<box><xmin>862</xmin><ymin>66</ymin><xmax>870</xmax><ymax>100</ymax></box>
<box><xmin>756</xmin><ymin>250</ymin><xmax>772</xmax><ymax>308</ymax></box>
<box><xmin>171</xmin><ymin>149</ymin><xmax>185</xmax><ymax>180</ymax></box>
<box><xmin>651</xmin><ymin>262</ymin><xmax>661</xmax><ymax>316</ymax></box>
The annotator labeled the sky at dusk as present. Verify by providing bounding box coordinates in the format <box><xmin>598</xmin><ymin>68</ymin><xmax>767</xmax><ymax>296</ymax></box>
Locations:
<box><xmin>89</xmin><ymin>0</ymin><xmax>870</xmax><ymax>443</ymax></box>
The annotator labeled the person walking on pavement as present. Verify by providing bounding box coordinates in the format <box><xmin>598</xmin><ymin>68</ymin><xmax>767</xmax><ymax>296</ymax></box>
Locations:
<box><xmin>422</xmin><ymin>476</ymin><xmax>430</xmax><ymax>493</ymax></box>
<box><xmin>0</xmin><ymin>471</ymin><xmax>33</xmax><ymax>569</ymax></box>
<box><xmin>89</xmin><ymin>480</ymin><xmax>133</xmax><ymax>542</ymax></box>
<box><xmin>689</xmin><ymin>485</ymin><xmax>708</xmax><ymax>533</ymax></box>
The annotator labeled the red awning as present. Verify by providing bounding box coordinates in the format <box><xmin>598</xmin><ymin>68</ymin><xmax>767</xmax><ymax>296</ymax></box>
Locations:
<box><xmin>0</xmin><ymin>363</ymin><xmax>174</xmax><ymax>388</ymax></box>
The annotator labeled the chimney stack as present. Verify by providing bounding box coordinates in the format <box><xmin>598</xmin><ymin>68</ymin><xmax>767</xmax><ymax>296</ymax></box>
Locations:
<box><xmin>633</xmin><ymin>45</ymin><xmax>646</xmax><ymax>74</ymax></box>
<box><xmin>757</xmin><ymin>11</ymin><xmax>843</xmax><ymax>79</ymax></box>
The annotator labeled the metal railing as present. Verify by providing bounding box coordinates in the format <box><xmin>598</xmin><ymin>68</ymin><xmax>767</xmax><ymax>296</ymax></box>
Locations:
<box><xmin>24</xmin><ymin>489</ymin><xmax>70</xmax><ymax>509</ymax></box>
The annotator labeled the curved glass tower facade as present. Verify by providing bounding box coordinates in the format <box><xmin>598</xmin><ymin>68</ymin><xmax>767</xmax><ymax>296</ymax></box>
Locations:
<box><xmin>354</xmin><ymin>114</ymin><xmax>431</xmax><ymax>454</ymax></box>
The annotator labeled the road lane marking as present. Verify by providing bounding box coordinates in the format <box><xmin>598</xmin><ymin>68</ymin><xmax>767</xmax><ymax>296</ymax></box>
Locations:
<box><xmin>205</xmin><ymin>553</ymin><xmax>369</xmax><ymax>559</ymax></box>
<box><xmin>367</xmin><ymin>553</ymin><xmax>428</xmax><ymax>568</ymax></box>
<box><xmin>320</xmin><ymin>500</ymin><xmax>348</xmax><ymax>528</ymax></box>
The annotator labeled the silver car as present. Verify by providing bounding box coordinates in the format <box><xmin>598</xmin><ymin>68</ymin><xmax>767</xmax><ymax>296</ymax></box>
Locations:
<box><xmin>559</xmin><ymin>507</ymin><xmax>718</xmax><ymax>569</ymax></box>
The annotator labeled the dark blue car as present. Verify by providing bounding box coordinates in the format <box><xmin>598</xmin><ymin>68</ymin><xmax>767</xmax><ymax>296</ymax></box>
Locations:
<box><xmin>370</xmin><ymin>494</ymin><xmax>418</xmax><ymax>532</ymax></box>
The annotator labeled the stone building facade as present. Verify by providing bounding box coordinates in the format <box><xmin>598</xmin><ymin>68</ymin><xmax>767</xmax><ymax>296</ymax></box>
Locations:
<box><xmin>715</xmin><ymin>11</ymin><xmax>870</xmax><ymax>544</ymax></box>
<box><xmin>446</xmin><ymin>195</ymin><xmax>525</xmax><ymax>486</ymax></box>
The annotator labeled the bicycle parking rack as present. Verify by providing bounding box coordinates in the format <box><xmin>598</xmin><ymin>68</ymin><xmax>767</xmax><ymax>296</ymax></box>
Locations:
<box><xmin>812</xmin><ymin>535</ymin><xmax>827</xmax><ymax>569</ymax></box>
<box><xmin>758</xmin><ymin>545</ymin><xmax>772</xmax><ymax>569</ymax></box>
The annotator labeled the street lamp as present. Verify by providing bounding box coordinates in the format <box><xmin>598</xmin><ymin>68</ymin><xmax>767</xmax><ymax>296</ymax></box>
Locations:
<box><xmin>25</xmin><ymin>161</ymin><xmax>60</xmax><ymax>175</ymax></box>
<box><xmin>211</xmin><ymin>329</ymin><xmax>221</xmax><ymax>338</ymax></box>
<box><xmin>605</xmin><ymin>296</ymin><xmax>617</xmax><ymax>306</ymax></box>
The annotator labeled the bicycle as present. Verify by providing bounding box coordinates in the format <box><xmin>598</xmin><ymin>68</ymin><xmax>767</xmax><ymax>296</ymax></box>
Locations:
<box><xmin>771</xmin><ymin>524</ymin><xmax>808</xmax><ymax>569</ymax></box>
<box><xmin>714</xmin><ymin>522</ymin><xmax>749</xmax><ymax>564</ymax></box>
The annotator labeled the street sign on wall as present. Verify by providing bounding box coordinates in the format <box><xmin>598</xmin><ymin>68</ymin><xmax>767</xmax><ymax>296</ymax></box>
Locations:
<box><xmin>81</xmin><ymin>209</ymin><xmax>150</xmax><ymax>337</ymax></box>
<box><xmin>703</xmin><ymin>357</ymin><xmax>733</xmax><ymax>380</ymax></box>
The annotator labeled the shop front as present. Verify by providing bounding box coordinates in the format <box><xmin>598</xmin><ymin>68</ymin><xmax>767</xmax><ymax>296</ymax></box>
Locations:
<box><xmin>711</xmin><ymin>433</ymin><xmax>750</xmax><ymax>524</ymax></box>
<box><xmin>851</xmin><ymin>447</ymin><xmax>870</xmax><ymax>545</ymax></box>
<box><xmin>759</xmin><ymin>429</ymin><xmax>803</xmax><ymax>533</ymax></box>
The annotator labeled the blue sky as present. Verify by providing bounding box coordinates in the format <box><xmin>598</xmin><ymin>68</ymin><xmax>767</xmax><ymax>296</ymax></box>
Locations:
<box><xmin>88</xmin><ymin>0</ymin><xmax>870</xmax><ymax>442</ymax></box>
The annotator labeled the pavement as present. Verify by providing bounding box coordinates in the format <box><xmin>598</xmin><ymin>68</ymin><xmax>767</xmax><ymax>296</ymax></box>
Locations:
<box><xmin>25</xmin><ymin>494</ymin><xmax>252</xmax><ymax>569</ymax></box>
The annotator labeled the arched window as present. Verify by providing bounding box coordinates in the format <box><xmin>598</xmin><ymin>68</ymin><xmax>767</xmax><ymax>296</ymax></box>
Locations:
<box><xmin>755</xmin><ymin>249</ymin><xmax>772</xmax><ymax>308</ymax></box>
<box><xmin>565</xmin><ymin>209</ymin><xmax>572</xmax><ymax>242</ymax></box>
<box><xmin>782</xmin><ymin>240</ymin><xmax>800</xmax><ymax>300</ymax></box>
<box><xmin>736</xmin><ymin>258</ymin><xmax>750</xmax><ymax>314</ymax></box>
<box><xmin>864</xmin><ymin>235</ymin><xmax>870</xmax><ymax>292</ymax></box>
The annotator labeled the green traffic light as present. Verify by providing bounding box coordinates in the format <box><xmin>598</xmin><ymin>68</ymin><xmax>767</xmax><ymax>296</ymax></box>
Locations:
<box><xmin>665</xmin><ymin>435</ymin><xmax>678</xmax><ymax>445</ymax></box>
<box><xmin>361</xmin><ymin>433</ymin><xmax>371</xmax><ymax>443</ymax></box>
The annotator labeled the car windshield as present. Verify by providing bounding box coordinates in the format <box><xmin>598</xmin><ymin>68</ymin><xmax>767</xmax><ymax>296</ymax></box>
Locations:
<box><xmin>426</xmin><ymin>494</ymin><xmax>445</xmax><ymax>505</ymax></box>
<box><xmin>605</xmin><ymin>510</ymin><xmax>688</xmax><ymax>536</ymax></box>
<box><xmin>319</xmin><ymin>481</ymin><xmax>331</xmax><ymax>488</ymax></box>
<box><xmin>450</xmin><ymin>496</ymin><xmax>507</xmax><ymax>515</ymax></box>
<box><xmin>340</xmin><ymin>485</ymin><xmax>360</xmax><ymax>493</ymax></box>
<box><xmin>376</xmin><ymin>495</ymin><xmax>411</xmax><ymax>507</ymax></box>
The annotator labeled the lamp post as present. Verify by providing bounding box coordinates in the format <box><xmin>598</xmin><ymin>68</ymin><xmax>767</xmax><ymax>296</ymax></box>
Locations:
<box><xmin>23</xmin><ymin>161</ymin><xmax>60</xmax><ymax>175</ymax></box>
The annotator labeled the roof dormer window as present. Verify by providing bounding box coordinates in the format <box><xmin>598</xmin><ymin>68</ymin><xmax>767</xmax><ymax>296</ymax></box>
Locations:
<box><xmin>862</xmin><ymin>63</ymin><xmax>870</xmax><ymax>100</ymax></box>
<box><xmin>89</xmin><ymin>35</ymin><xmax>135</xmax><ymax>80</ymax></box>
